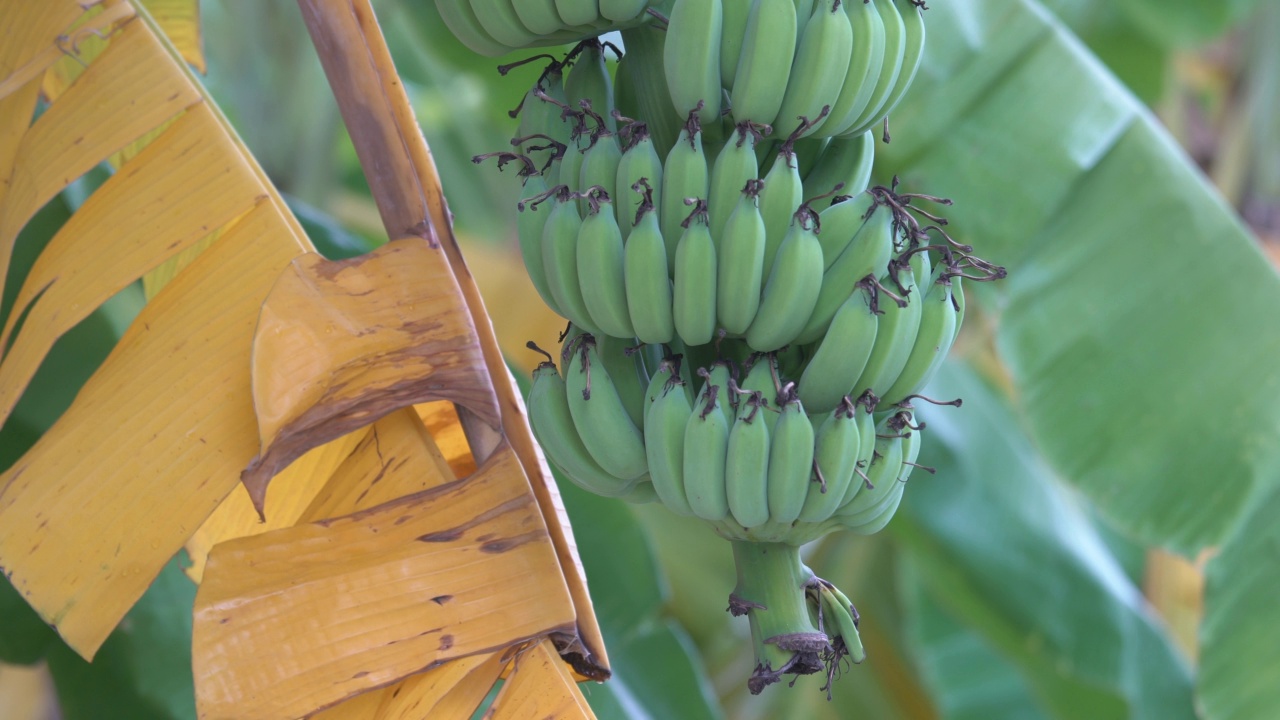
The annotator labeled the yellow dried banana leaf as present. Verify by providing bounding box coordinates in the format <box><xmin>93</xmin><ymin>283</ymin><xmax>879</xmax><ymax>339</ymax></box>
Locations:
<box><xmin>487</xmin><ymin>639</ymin><xmax>596</xmax><ymax>720</ymax></box>
<box><xmin>0</xmin><ymin>0</ymin><xmax>313</xmax><ymax>657</ymax></box>
<box><xmin>192</xmin><ymin>443</ymin><xmax>576</xmax><ymax>720</ymax></box>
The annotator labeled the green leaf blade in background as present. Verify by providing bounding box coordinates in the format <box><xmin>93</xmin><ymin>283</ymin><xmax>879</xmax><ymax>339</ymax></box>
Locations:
<box><xmin>1198</xmin><ymin>482</ymin><xmax>1280</xmax><ymax>720</ymax></box>
<box><xmin>895</xmin><ymin>363</ymin><xmax>1196</xmax><ymax>720</ymax></box>
<box><xmin>880</xmin><ymin>0</ymin><xmax>1280</xmax><ymax>556</ymax></box>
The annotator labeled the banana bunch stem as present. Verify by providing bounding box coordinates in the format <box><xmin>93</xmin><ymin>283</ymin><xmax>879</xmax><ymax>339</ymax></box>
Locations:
<box><xmin>730</xmin><ymin>541</ymin><xmax>828</xmax><ymax>693</ymax></box>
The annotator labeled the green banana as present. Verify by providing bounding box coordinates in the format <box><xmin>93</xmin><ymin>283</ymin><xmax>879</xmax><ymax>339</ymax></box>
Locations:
<box><xmin>818</xmin><ymin>582</ymin><xmax>866</xmax><ymax>663</ymax></box>
<box><xmin>739</xmin><ymin>353</ymin><xmax>781</xmax><ymax>432</ymax></box>
<box><xmin>796</xmin><ymin>281</ymin><xmax>878</xmax><ymax>413</ymax></box>
<box><xmin>644</xmin><ymin>351</ymin><xmax>689</xmax><ymax>407</ymax></box>
<box><xmin>540</xmin><ymin>185</ymin><xmax>602</xmax><ymax>333</ymax></box>
<box><xmin>614</xmin><ymin>122</ymin><xmax>665</xmax><ymax>238</ymax></box>
<box><xmin>746</xmin><ymin>206</ymin><xmax>825</xmax><ymax>351</ymax></box>
<box><xmin>434</xmin><ymin>0</ymin><xmax>513</xmax><ymax>57</ymax></box>
<box><xmin>814</xmin><ymin>189</ymin><xmax>876</xmax><ymax>271</ymax></box>
<box><xmin>757</xmin><ymin>140</ymin><xmax>805</xmax><ymax>286</ymax></box>
<box><xmin>717</xmin><ymin>179</ymin><xmax>768</xmax><ymax>334</ymax></box>
<box><xmin>515</xmin><ymin>173</ymin><xmax>563</xmax><ymax>316</ymax></box>
<box><xmin>773</xmin><ymin>0</ymin><xmax>852</xmax><ymax>140</ymax></box>
<box><xmin>564</xmin><ymin>333</ymin><xmax>650</xmax><ymax>481</ymax></box>
<box><xmin>720</xmin><ymin>0</ymin><xmax>752</xmax><ymax>88</ymax></box>
<box><xmin>879</xmin><ymin>265</ymin><xmax>957</xmax><ymax>407</ymax></box>
<box><xmin>836</xmin><ymin>397</ymin><xmax>879</xmax><ymax>507</ymax></box>
<box><xmin>565</xmin><ymin>41</ymin><xmax>618</xmax><ymax>133</ymax></box>
<box><xmin>797</xmin><ymin>397</ymin><xmax>860</xmax><ymax>523</ymax></box>
<box><xmin>601</xmin><ymin>0</ymin><xmax>650</xmax><ymax>21</ymax></box>
<box><xmin>700</xmin><ymin>360</ymin><xmax>739</xmax><ymax>426</ymax></box>
<box><xmin>952</xmin><ymin>272</ymin><xmax>966</xmax><ymax>338</ymax></box>
<box><xmin>560</xmin><ymin>124</ymin><xmax>589</xmax><ymax>196</ymax></box>
<box><xmin>469</xmin><ymin>0</ymin><xmax>540</xmax><ymax>49</ymax></box>
<box><xmin>664</xmin><ymin>0</ymin><xmax>724</xmax><ymax>125</ymax></box>
<box><xmin>851</xmin><ymin>0</ymin><xmax>925</xmax><ymax>136</ymax></box>
<box><xmin>661</xmin><ymin>110</ymin><xmax>711</xmax><ymax>265</ymax></box>
<box><xmin>683</xmin><ymin>380</ymin><xmax>732</xmax><ymax>522</ymax></box>
<box><xmin>596</xmin><ymin>332</ymin><xmax>649</xmax><ymax>429</ymax></box>
<box><xmin>764</xmin><ymin>388</ymin><xmax>815</xmax><ymax>528</ymax></box>
<box><xmin>673</xmin><ymin>199</ymin><xmax>719</xmax><ymax>346</ymax></box>
<box><xmin>725</xmin><ymin>390</ymin><xmax>772</xmax><ymax>528</ymax></box>
<box><xmin>528</xmin><ymin>360</ymin><xmax>637</xmax><ymax>497</ymax></box>
<box><xmin>803</xmin><ymin>130</ymin><xmax>874</xmax><ymax>202</ymax></box>
<box><xmin>844</xmin><ymin>0</ymin><xmax>906</xmax><ymax>135</ymax></box>
<box><xmin>818</xmin><ymin>0</ymin><xmax>885</xmax><ymax>136</ymax></box>
<box><xmin>795</xmin><ymin>199</ymin><xmax>895</xmax><ymax>344</ymax></box>
<box><xmin>578</xmin><ymin>125</ymin><xmax>623</xmax><ymax>217</ymax></box>
<box><xmin>850</xmin><ymin>257</ymin><xmax>923</xmax><ymax>401</ymax></box>
<box><xmin>557</xmin><ymin>1</ymin><xmax>603</xmax><ymax>36</ymax></box>
<box><xmin>730</xmin><ymin>0</ymin><xmax>797</xmax><ymax>127</ymax></box>
<box><xmin>709</xmin><ymin>122</ymin><xmax>765</xmax><ymax>241</ymax></box>
<box><xmin>835</xmin><ymin>413</ymin><xmax>904</xmax><ymax>516</ymax></box>
<box><xmin>513</xmin><ymin>0</ymin><xmax>567</xmax><ymax>35</ymax></box>
<box><xmin>576</xmin><ymin>188</ymin><xmax>636</xmax><ymax>338</ymax></box>
<box><xmin>514</xmin><ymin>65</ymin><xmax>572</xmax><ymax>157</ymax></box>
<box><xmin>841</xmin><ymin>419</ymin><xmax>917</xmax><ymax>533</ymax></box>
<box><xmin>617</xmin><ymin>26</ymin><xmax>684</xmax><ymax>158</ymax></box>
<box><xmin>644</xmin><ymin>362</ymin><xmax>696</xmax><ymax>516</ymax></box>
<box><xmin>624</xmin><ymin>186</ymin><xmax>676</xmax><ymax>344</ymax></box>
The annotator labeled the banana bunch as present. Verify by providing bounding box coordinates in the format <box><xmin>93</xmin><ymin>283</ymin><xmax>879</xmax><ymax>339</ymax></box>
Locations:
<box><xmin>434</xmin><ymin>0</ymin><xmax>657</xmax><ymax>57</ymax></box>
<box><xmin>662</xmin><ymin>0</ymin><xmax>928</xmax><ymax>140</ymax></box>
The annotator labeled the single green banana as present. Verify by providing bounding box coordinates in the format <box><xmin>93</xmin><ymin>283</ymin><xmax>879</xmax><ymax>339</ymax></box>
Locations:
<box><xmin>836</xmin><ymin>397</ymin><xmax>878</xmax><ymax>507</ymax></box>
<box><xmin>835</xmin><ymin>413</ymin><xmax>904</xmax><ymax>516</ymax></box>
<box><xmin>818</xmin><ymin>582</ymin><xmax>866</xmax><ymax>663</ymax></box>
<box><xmin>747</xmin><ymin>206</ymin><xmax>825</xmax><ymax>351</ymax></box>
<box><xmin>816</xmin><ymin>0</ymin><xmax>885</xmax><ymax>135</ymax></box>
<box><xmin>683</xmin><ymin>380</ymin><xmax>732</xmax><ymax>522</ymax></box>
<box><xmin>729</xmin><ymin>0</ymin><xmax>798</xmax><ymax>127</ymax></box>
<box><xmin>672</xmin><ymin>199</ymin><xmax>719</xmax><ymax>346</ymax></box>
<box><xmin>773</xmin><ymin>0</ymin><xmax>853</xmax><ymax>140</ymax></box>
<box><xmin>596</xmin><ymin>332</ymin><xmax>649</xmax><ymax>429</ymax></box>
<box><xmin>577</xmin><ymin>188</ymin><xmax>636</xmax><ymax>337</ymax></box>
<box><xmin>565</xmin><ymin>41</ymin><xmax>618</xmax><ymax>133</ymax></box>
<box><xmin>564</xmin><ymin>333</ymin><xmax>650</xmax><ymax>480</ymax></box>
<box><xmin>624</xmin><ymin>188</ymin><xmax>676</xmax><ymax>344</ymax></box>
<box><xmin>700</xmin><ymin>361</ymin><xmax>739</xmax><ymax>427</ymax></box>
<box><xmin>578</xmin><ymin>125</ymin><xmax>623</xmax><ymax>217</ymax></box>
<box><xmin>879</xmin><ymin>266</ymin><xmax>957</xmax><ymax>406</ymax></box>
<box><xmin>560</xmin><ymin>125</ymin><xmax>590</xmax><ymax>196</ymax></box>
<box><xmin>814</xmin><ymin>188</ymin><xmax>876</xmax><ymax>271</ymax></box>
<box><xmin>644</xmin><ymin>366</ymin><xmax>696</xmax><ymax>516</ymax></box>
<box><xmin>796</xmin><ymin>281</ymin><xmax>878</xmax><ymax>413</ymax></box>
<box><xmin>803</xmin><ymin>130</ymin><xmax>874</xmax><ymax>202</ymax></box>
<box><xmin>797</xmin><ymin>397</ymin><xmax>860</xmax><ymax>523</ymax></box>
<box><xmin>709</xmin><ymin>122</ymin><xmax>765</xmax><ymax>241</ymax></box>
<box><xmin>664</xmin><ymin>0</ymin><xmax>724</xmax><ymax>125</ymax></box>
<box><xmin>850</xmin><ymin>258</ymin><xmax>923</xmax><ymax>401</ymax></box>
<box><xmin>725</xmin><ymin>391</ymin><xmax>772</xmax><ymax>528</ymax></box>
<box><xmin>470</xmin><ymin>0</ymin><xmax>541</xmax><ymax>48</ymax></box>
<box><xmin>661</xmin><ymin>110</ymin><xmax>711</xmax><ymax>265</ymax></box>
<box><xmin>516</xmin><ymin>173</ymin><xmax>563</xmax><ymax>316</ymax></box>
<box><xmin>764</xmin><ymin>388</ymin><xmax>815</xmax><ymax>527</ymax></box>
<box><xmin>952</xmin><ymin>272</ymin><xmax>966</xmax><ymax>338</ymax></box>
<box><xmin>540</xmin><ymin>185</ymin><xmax>602</xmax><ymax>333</ymax></box>
<box><xmin>795</xmin><ymin>200</ymin><xmax>894</xmax><ymax>344</ymax></box>
<box><xmin>720</xmin><ymin>0</ymin><xmax>752</xmax><ymax>88</ymax></box>
<box><xmin>601</xmin><ymin>0</ymin><xmax>650</xmax><ymax>21</ymax></box>
<box><xmin>514</xmin><ymin>65</ymin><xmax>572</xmax><ymax>156</ymax></box>
<box><xmin>528</xmin><ymin>360</ymin><xmax>636</xmax><ymax>497</ymax></box>
<box><xmin>644</xmin><ymin>351</ymin><xmax>690</xmax><ymax>407</ymax></box>
<box><xmin>739</xmin><ymin>352</ymin><xmax>781</xmax><ymax>432</ymax></box>
<box><xmin>513</xmin><ymin>0</ymin><xmax>568</xmax><ymax>35</ymax></box>
<box><xmin>434</xmin><ymin>0</ymin><xmax>514</xmax><ymax>57</ymax></box>
<box><xmin>844</xmin><ymin>0</ymin><xmax>906</xmax><ymax>135</ymax></box>
<box><xmin>717</xmin><ymin>179</ymin><xmax>768</xmax><ymax>334</ymax></box>
<box><xmin>614</xmin><ymin>123</ymin><xmax>664</xmax><ymax>239</ymax></box>
<box><xmin>850</xmin><ymin>0</ymin><xmax>925</xmax><ymax>135</ymax></box>
<box><xmin>757</xmin><ymin>142</ymin><xmax>805</xmax><ymax>287</ymax></box>
<box><xmin>557</xmin><ymin>0</ymin><xmax>603</xmax><ymax>35</ymax></box>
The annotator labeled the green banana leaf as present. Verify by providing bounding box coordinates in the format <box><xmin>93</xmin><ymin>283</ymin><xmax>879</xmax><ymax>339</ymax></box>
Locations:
<box><xmin>895</xmin><ymin>362</ymin><xmax>1196</xmax><ymax>720</ymax></box>
<box><xmin>878</xmin><ymin>0</ymin><xmax>1280</xmax><ymax>557</ymax></box>
<box><xmin>900</xmin><ymin>559</ymin><xmax>1048</xmax><ymax>720</ymax></box>
<box><xmin>1197</xmin><ymin>482</ymin><xmax>1280</xmax><ymax>720</ymax></box>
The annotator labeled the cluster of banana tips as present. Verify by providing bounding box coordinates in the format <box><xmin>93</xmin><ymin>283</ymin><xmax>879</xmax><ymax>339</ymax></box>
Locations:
<box><xmin>448</xmin><ymin>0</ymin><xmax>1016</xmax><ymax>699</ymax></box>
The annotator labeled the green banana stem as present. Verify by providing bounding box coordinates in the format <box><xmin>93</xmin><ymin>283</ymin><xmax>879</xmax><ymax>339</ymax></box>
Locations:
<box><xmin>729</xmin><ymin>541</ymin><xmax>827</xmax><ymax>693</ymax></box>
